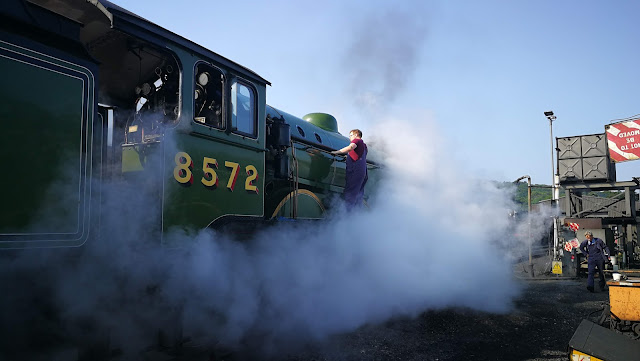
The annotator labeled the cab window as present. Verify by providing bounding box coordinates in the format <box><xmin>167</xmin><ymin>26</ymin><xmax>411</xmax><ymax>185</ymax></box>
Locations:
<box><xmin>194</xmin><ymin>63</ymin><xmax>224</xmax><ymax>128</ymax></box>
<box><xmin>231</xmin><ymin>81</ymin><xmax>257</xmax><ymax>137</ymax></box>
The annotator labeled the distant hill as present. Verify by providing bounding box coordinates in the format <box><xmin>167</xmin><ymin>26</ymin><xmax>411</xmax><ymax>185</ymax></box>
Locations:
<box><xmin>496</xmin><ymin>182</ymin><xmax>552</xmax><ymax>211</ymax></box>
<box><xmin>499</xmin><ymin>181</ymin><xmax>622</xmax><ymax>211</ymax></box>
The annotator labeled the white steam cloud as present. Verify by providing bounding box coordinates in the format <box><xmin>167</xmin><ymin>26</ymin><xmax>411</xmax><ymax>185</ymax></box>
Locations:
<box><xmin>162</xmin><ymin>115</ymin><xmax>526</xmax><ymax>356</ymax></box>
<box><xmin>1</xmin><ymin>114</ymin><xmax>537</xmax><ymax>359</ymax></box>
<box><xmin>149</xmin><ymin>116</ymin><xmax>528</xmax><ymax>357</ymax></box>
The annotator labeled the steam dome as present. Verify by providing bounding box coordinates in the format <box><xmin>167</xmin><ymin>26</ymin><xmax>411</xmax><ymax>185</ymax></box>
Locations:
<box><xmin>302</xmin><ymin>113</ymin><xmax>338</xmax><ymax>133</ymax></box>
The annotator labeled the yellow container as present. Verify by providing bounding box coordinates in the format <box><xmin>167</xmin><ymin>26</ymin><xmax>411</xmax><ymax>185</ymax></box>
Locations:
<box><xmin>570</xmin><ymin>349</ymin><xmax>604</xmax><ymax>361</ymax></box>
<box><xmin>607</xmin><ymin>278</ymin><xmax>640</xmax><ymax>321</ymax></box>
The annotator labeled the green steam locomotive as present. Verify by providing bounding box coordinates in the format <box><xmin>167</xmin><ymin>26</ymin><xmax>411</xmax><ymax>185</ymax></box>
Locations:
<box><xmin>0</xmin><ymin>0</ymin><xmax>380</xmax><ymax>249</ymax></box>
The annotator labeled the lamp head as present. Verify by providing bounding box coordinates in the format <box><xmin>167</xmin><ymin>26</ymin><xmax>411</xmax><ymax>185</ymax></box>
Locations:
<box><xmin>544</xmin><ymin>111</ymin><xmax>554</xmax><ymax>117</ymax></box>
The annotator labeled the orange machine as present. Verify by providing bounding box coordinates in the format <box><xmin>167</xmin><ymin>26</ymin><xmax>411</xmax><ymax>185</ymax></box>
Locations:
<box><xmin>607</xmin><ymin>277</ymin><xmax>640</xmax><ymax>336</ymax></box>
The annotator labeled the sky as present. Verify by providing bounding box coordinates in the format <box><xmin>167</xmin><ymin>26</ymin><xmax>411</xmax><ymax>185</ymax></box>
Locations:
<box><xmin>109</xmin><ymin>0</ymin><xmax>639</xmax><ymax>185</ymax></box>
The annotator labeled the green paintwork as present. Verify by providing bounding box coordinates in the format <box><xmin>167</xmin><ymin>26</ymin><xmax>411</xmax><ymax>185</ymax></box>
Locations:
<box><xmin>0</xmin><ymin>38</ymin><xmax>98</xmax><ymax>248</ymax></box>
<box><xmin>161</xmin><ymin>129</ymin><xmax>266</xmax><ymax>237</ymax></box>
<box><xmin>303</xmin><ymin>113</ymin><xmax>339</xmax><ymax>133</ymax></box>
<box><xmin>158</xmin><ymin>48</ymin><xmax>269</xmax><ymax>238</ymax></box>
<box><xmin>292</xmin><ymin>143</ymin><xmax>337</xmax><ymax>188</ymax></box>
<box><xmin>268</xmin><ymin>106</ymin><xmax>351</xmax><ymax>151</ymax></box>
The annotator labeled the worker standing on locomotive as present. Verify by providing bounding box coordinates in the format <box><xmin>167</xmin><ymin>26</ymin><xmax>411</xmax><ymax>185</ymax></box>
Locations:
<box><xmin>332</xmin><ymin>129</ymin><xmax>368</xmax><ymax>209</ymax></box>
<box><xmin>579</xmin><ymin>231</ymin><xmax>610</xmax><ymax>293</ymax></box>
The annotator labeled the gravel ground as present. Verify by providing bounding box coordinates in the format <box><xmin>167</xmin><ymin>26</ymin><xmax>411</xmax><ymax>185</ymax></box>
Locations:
<box><xmin>0</xmin><ymin>269</ymin><xmax>614</xmax><ymax>361</ymax></box>
<box><xmin>277</xmin><ymin>277</ymin><xmax>610</xmax><ymax>361</ymax></box>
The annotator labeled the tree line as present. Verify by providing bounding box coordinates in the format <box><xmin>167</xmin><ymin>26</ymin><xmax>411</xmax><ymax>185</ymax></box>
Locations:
<box><xmin>498</xmin><ymin>181</ymin><xmax>620</xmax><ymax>211</ymax></box>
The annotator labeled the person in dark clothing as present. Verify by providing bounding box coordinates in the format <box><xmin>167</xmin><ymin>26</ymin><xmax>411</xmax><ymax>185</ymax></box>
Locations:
<box><xmin>579</xmin><ymin>231</ymin><xmax>610</xmax><ymax>292</ymax></box>
<box><xmin>331</xmin><ymin>129</ymin><xmax>368</xmax><ymax>209</ymax></box>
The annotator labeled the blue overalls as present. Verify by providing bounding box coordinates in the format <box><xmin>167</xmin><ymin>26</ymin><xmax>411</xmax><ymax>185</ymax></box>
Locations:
<box><xmin>579</xmin><ymin>237</ymin><xmax>609</xmax><ymax>290</ymax></box>
<box><xmin>344</xmin><ymin>143</ymin><xmax>368</xmax><ymax>209</ymax></box>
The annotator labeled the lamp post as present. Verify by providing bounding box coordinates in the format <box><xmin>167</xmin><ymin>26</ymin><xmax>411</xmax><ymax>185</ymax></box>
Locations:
<box><xmin>544</xmin><ymin>111</ymin><xmax>556</xmax><ymax>195</ymax></box>
<box><xmin>544</xmin><ymin>111</ymin><xmax>559</xmax><ymax>261</ymax></box>
<box><xmin>514</xmin><ymin>175</ymin><xmax>533</xmax><ymax>277</ymax></box>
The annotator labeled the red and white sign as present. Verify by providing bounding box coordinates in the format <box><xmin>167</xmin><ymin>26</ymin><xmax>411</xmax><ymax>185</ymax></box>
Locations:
<box><xmin>571</xmin><ymin>239</ymin><xmax>579</xmax><ymax>248</ymax></box>
<box><xmin>567</xmin><ymin>222</ymin><xmax>579</xmax><ymax>232</ymax></box>
<box><xmin>564</xmin><ymin>238</ymin><xmax>580</xmax><ymax>252</ymax></box>
<box><xmin>606</xmin><ymin>119</ymin><xmax>640</xmax><ymax>163</ymax></box>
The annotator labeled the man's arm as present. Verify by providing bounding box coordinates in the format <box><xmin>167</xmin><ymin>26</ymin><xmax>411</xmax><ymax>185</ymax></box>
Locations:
<box><xmin>331</xmin><ymin>142</ymin><xmax>356</xmax><ymax>156</ymax></box>
<box><xmin>579</xmin><ymin>240</ymin><xmax>588</xmax><ymax>255</ymax></box>
<box><xmin>600</xmin><ymin>239</ymin><xmax>611</xmax><ymax>257</ymax></box>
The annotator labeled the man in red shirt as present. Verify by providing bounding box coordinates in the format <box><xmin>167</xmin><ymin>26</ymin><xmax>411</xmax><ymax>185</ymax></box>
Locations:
<box><xmin>331</xmin><ymin>129</ymin><xmax>368</xmax><ymax>209</ymax></box>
